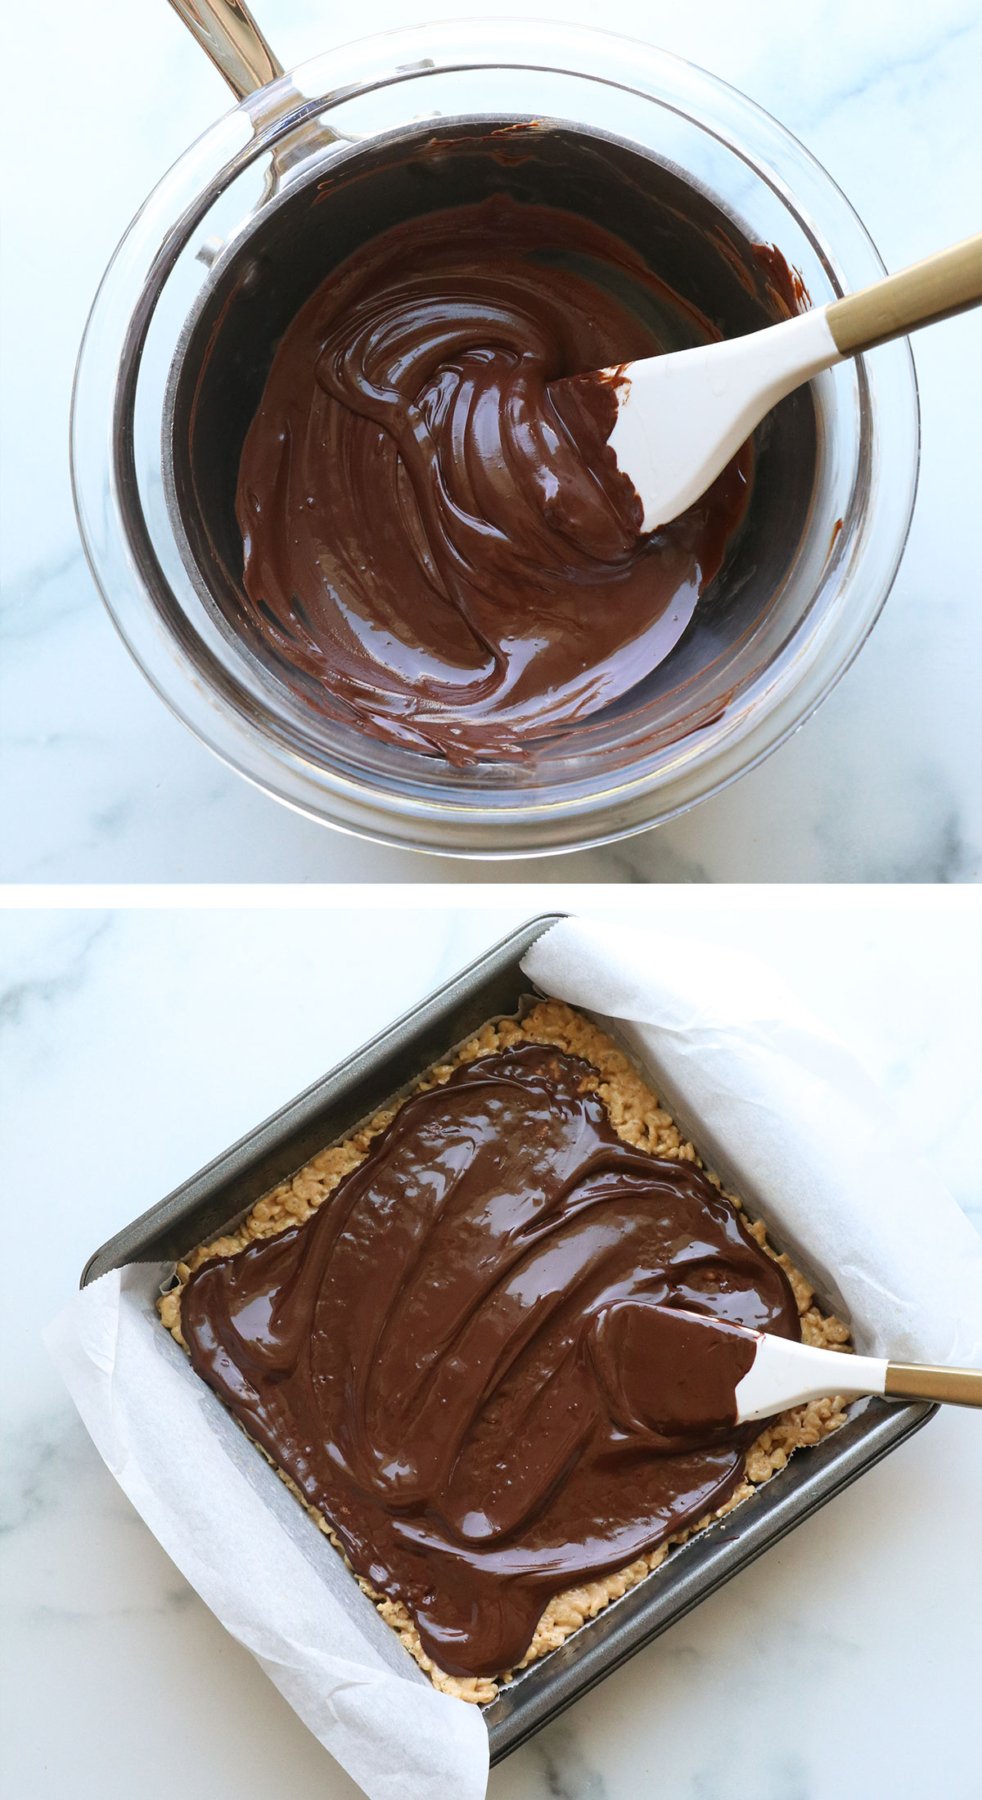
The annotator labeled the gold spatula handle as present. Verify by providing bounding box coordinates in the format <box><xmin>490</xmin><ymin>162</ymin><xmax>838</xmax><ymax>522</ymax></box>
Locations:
<box><xmin>884</xmin><ymin>1361</ymin><xmax>982</xmax><ymax>1408</ymax></box>
<box><xmin>827</xmin><ymin>232</ymin><xmax>982</xmax><ymax>355</ymax></box>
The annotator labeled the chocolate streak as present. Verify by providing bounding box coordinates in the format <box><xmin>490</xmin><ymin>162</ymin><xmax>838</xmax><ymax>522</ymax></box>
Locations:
<box><xmin>183</xmin><ymin>1051</ymin><xmax>794</xmax><ymax>1677</ymax></box>
<box><xmin>592</xmin><ymin>1306</ymin><xmax>760</xmax><ymax>1440</ymax></box>
<box><xmin>235</xmin><ymin>197</ymin><xmax>752</xmax><ymax>763</ymax></box>
<box><xmin>182</xmin><ymin>1044</ymin><xmax>797</xmax><ymax>1678</ymax></box>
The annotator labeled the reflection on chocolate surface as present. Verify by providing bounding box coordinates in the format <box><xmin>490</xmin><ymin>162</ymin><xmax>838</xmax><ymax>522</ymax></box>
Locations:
<box><xmin>234</xmin><ymin>197</ymin><xmax>751</xmax><ymax>762</ymax></box>
<box><xmin>182</xmin><ymin>1044</ymin><xmax>798</xmax><ymax>1679</ymax></box>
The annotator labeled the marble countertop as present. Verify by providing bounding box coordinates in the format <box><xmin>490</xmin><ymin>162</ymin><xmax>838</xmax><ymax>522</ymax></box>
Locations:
<box><xmin>4</xmin><ymin>899</ymin><xmax>980</xmax><ymax>1798</ymax></box>
<box><xmin>2</xmin><ymin>0</ymin><xmax>981</xmax><ymax>883</ymax></box>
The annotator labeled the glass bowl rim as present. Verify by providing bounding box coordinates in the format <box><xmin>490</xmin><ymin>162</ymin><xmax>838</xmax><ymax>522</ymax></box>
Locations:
<box><xmin>70</xmin><ymin>17</ymin><xmax>920</xmax><ymax>857</ymax></box>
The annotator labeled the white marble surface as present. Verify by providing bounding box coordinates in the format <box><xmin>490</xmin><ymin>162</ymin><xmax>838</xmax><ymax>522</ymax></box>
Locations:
<box><xmin>3</xmin><ymin>897</ymin><xmax>980</xmax><ymax>1798</ymax></box>
<box><xmin>2</xmin><ymin>0</ymin><xmax>981</xmax><ymax>883</ymax></box>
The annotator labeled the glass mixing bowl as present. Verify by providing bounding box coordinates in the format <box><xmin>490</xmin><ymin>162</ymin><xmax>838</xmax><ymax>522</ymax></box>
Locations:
<box><xmin>71</xmin><ymin>20</ymin><xmax>919</xmax><ymax>856</ymax></box>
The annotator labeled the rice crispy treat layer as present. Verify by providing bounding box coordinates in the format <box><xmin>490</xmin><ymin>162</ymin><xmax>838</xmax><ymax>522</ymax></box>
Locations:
<box><xmin>159</xmin><ymin>1000</ymin><xmax>852</xmax><ymax>1704</ymax></box>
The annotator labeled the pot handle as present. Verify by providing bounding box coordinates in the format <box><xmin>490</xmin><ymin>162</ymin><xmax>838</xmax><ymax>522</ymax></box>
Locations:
<box><xmin>166</xmin><ymin>0</ymin><xmax>282</xmax><ymax>99</ymax></box>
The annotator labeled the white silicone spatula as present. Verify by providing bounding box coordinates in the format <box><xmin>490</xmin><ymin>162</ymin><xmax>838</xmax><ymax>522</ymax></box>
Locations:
<box><xmin>667</xmin><ymin>1310</ymin><xmax>982</xmax><ymax>1426</ymax></box>
<box><xmin>564</xmin><ymin>231</ymin><xmax>982</xmax><ymax>531</ymax></box>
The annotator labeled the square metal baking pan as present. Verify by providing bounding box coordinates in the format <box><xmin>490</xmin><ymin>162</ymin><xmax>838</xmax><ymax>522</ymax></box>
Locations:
<box><xmin>82</xmin><ymin>912</ymin><xmax>935</xmax><ymax>1764</ymax></box>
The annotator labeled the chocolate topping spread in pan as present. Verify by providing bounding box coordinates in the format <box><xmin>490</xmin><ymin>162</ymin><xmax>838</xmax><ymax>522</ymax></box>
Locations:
<box><xmin>181</xmin><ymin>1043</ymin><xmax>797</xmax><ymax>1678</ymax></box>
<box><xmin>234</xmin><ymin>197</ymin><xmax>751</xmax><ymax>762</ymax></box>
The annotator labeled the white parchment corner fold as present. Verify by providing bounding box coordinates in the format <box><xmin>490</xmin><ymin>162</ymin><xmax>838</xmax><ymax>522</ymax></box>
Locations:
<box><xmin>522</xmin><ymin>916</ymin><xmax>982</xmax><ymax>1367</ymax></box>
<box><xmin>44</xmin><ymin>1264</ymin><xmax>489</xmax><ymax>1800</ymax></box>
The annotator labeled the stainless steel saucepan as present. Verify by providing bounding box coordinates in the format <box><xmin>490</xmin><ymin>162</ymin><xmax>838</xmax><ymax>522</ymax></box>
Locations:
<box><xmin>71</xmin><ymin>7</ymin><xmax>919</xmax><ymax>855</ymax></box>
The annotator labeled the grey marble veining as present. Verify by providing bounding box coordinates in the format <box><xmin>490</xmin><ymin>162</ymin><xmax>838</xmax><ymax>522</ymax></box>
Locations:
<box><xmin>2</xmin><ymin>0</ymin><xmax>980</xmax><ymax>883</ymax></box>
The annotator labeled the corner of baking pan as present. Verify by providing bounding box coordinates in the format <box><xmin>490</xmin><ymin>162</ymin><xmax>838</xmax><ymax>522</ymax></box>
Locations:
<box><xmin>485</xmin><ymin>1392</ymin><xmax>937</xmax><ymax>1760</ymax></box>
<box><xmin>80</xmin><ymin>910</ymin><xmax>567</xmax><ymax>1288</ymax></box>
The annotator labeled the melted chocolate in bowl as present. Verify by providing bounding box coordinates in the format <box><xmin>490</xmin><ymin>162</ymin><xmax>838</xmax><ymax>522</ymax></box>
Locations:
<box><xmin>235</xmin><ymin>198</ymin><xmax>750</xmax><ymax>761</ymax></box>
<box><xmin>181</xmin><ymin>1045</ymin><xmax>798</xmax><ymax>1679</ymax></box>
<box><xmin>171</xmin><ymin>123</ymin><xmax>819</xmax><ymax>782</ymax></box>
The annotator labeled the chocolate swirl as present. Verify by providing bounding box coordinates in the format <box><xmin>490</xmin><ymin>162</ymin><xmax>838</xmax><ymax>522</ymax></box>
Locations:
<box><xmin>234</xmin><ymin>198</ymin><xmax>751</xmax><ymax>762</ymax></box>
<box><xmin>181</xmin><ymin>1044</ymin><xmax>797</xmax><ymax>1678</ymax></box>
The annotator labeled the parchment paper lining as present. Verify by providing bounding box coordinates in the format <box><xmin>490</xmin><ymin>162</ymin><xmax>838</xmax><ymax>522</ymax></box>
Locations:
<box><xmin>159</xmin><ymin>999</ymin><xmax>852</xmax><ymax>1705</ymax></box>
